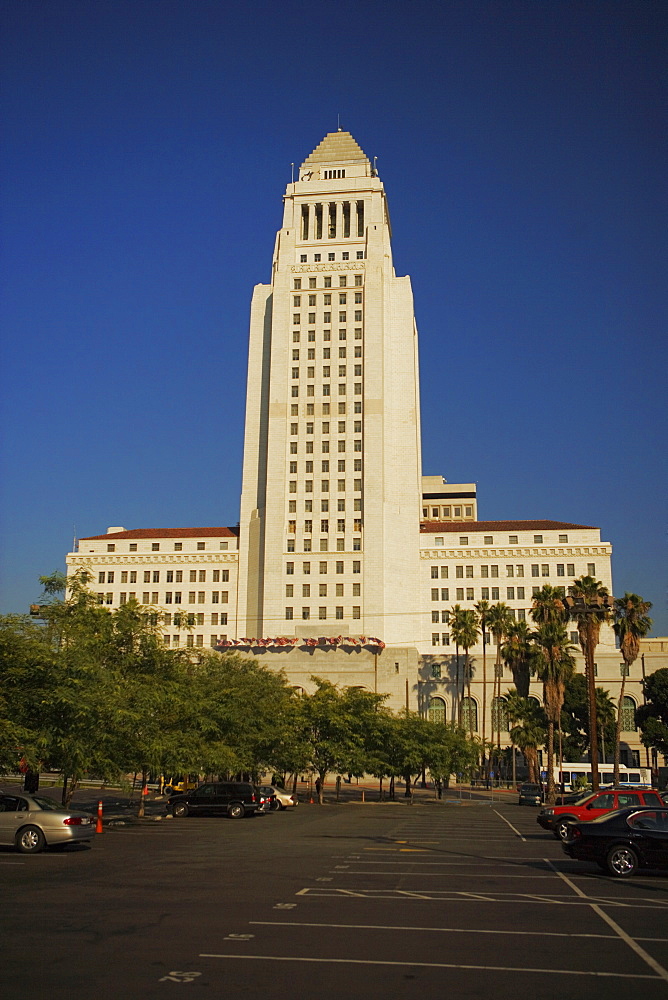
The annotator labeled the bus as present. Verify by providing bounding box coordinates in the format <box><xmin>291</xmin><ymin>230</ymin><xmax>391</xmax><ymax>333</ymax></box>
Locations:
<box><xmin>545</xmin><ymin>762</ymin><xmax>653</xmax><ymax>792</ymax></box>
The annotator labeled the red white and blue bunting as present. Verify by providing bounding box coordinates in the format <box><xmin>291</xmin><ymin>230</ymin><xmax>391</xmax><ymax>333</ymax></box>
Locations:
<box><xmin>216</xmin><ymin>635</ymin><xmax>385</xmax><ymax>651</ymax></box>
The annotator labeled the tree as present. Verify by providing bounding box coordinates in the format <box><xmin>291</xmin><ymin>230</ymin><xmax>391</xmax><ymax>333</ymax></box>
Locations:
<box><xmin>637</xmin><ymin>668</ymin><xmax>668</xmax><ymax>760</ymax></box>
<box><xmin>485</xmin><ymin>604</ymin><xmax>513</xmax><ymax>759</ymax></box>
<box><xmin>501</xmin><ymin>620</ymin><xmax>536</xmax><ymax>698</ymax></box>
<box><xmin>530</xmin><ymin>585</ymin><xmax>568</xmax><ymax>627</ymax></box>
<box><xmin>474</xmin><ymin>600</ymin><xmax>490</xmax><ymax>770</ymax></box>
<box><xmin>533</xmin><ymin>623</ymin><xmax>575</xmax><ymax>803</ymax></box>
<box><xmin>450</xmin><ymin>608</ymin><xmax>479</xmax><ymax>740</ymax></box>
<box><xmin>504</xmin><ymin>692</ymin><xmax>546</xmax><ymax>784</ymax></box>
<box><xmin>612</xmin><ymin>594</ymin><xmax>652</xmax><ymax>783</ymax></box>
<box><xmin>448</xmin><ymin>604</ymin><xmax>463</xmax><ymax>724</ymax></box>
<box><xmin>565</xmin><ymin>575</ymin><xmax>612</xmax><ymax>790</ymax></box>
<box><xmin>300</xmin><ymin>678</ymin><xmax>385</xmax><ymax>803</ymax></box>
<box><xmin>560</xmin><ymin>674</ymin><xmax>616</xmax><ymax>763</ymax></box>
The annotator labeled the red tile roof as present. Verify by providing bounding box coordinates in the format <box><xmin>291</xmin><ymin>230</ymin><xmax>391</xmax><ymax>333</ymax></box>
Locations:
<box><xmin>80</xmin><ymin>527</ymin><xmax>239</xmax><ymax>541</ymax></box>
<box><xmin>420</xmin><ymin>519</ymin><xmax>597</xmax><ymax>533</ymax></box>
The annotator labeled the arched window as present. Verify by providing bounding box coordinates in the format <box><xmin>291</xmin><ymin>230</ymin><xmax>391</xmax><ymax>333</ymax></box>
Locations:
<box><xmin>620</xmin><ymin>696</ymin><xmax>637</xmax><ymax>732</ymax></box>
<box><xmin>428</xmin><ymin>697</ymin><xmax>446</xmax><ymax>724</ymax></box>
<box><xmin>528</xmin><ymin>696</ymin><xmax>541</xmax><ymax>709</ymax></box>
<box><xmin>492</xmin><ymin>697</ymin><xmax>509</xmax><ymax>732</ymax></box>
<box><xmin>461</xmin><ymin>697</ymin><xmax>478</xmax><ymax>732</ymax></box>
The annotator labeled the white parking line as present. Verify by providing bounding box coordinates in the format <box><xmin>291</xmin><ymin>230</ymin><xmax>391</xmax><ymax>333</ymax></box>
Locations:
<box><xmin>329</xmin><ymin>869</ymin><xmax>569</xmax><ymax>878</ymax></box>
<box><xmin>492</xmin><ymin>809</ymin><xmax>526</xmax><ymax>841</ymax></box>
<box><xmin>199</xmin><ymin>953</ymin><xmax>660</xmax><ymax>979</ymax></box>
<box><xmin>250</xmin><ymin>919</ymin><xmax>618</xmax><ymax>939</ymax></box>
<box><xmin>545</xmin><ymin>860</ymin><xmax>668</xmax><ymax>984</ymax></box>
<box><xmin>294</xmin><ymin>887</ymin><xmax>668</xmax><ymax>908</ymax></box>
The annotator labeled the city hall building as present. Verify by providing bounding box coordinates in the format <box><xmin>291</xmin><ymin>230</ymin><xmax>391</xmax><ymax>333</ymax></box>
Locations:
<box><xmin>66</xmin><ymin>131</ymin><xmax>656</xmax><ymax>764</ymax></box>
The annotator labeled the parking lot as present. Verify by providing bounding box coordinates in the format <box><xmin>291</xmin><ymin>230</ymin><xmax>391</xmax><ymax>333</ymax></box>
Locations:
<box><xmin>2</xmin><ymin>798</ymin><xmax>668</xmax><ymax>999</ymax></box>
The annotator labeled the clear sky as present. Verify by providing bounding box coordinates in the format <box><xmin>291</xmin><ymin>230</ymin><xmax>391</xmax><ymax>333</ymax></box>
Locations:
<box><xmin>1</xmin><ymin>1</ymin><xmax>666</xmax><ymax>632</ymax></box>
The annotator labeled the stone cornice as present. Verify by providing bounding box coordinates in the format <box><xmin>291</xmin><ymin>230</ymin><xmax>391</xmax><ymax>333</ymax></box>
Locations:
<box><xmin>420</xmin><ymin>545</ymin><xmax>611</xmax><ymax>559</ymax></box>
<box><xmin>67</xmin><ymin>553</ymin><xmax>239</xmax><ymax>567</ymax></box>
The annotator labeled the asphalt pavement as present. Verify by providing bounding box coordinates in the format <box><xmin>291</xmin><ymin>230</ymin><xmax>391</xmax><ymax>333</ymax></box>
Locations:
<box><xmin>2</xmin><ymin>795</ymin><xmax>667</xmax><ymax>999</ymax></box>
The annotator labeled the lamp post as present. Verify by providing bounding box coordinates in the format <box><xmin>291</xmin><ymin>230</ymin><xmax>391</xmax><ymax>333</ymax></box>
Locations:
<box><xmin>563</xmin><ymin>593</ymin><xmax>614</xmax><ymax>793</ymax></box>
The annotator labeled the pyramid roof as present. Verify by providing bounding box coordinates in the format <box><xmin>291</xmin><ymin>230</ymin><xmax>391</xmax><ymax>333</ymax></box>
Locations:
<box><xmin>301</xmin><ymin>130</ymin><xmax>369</xmax><ymax>168</ymax></box>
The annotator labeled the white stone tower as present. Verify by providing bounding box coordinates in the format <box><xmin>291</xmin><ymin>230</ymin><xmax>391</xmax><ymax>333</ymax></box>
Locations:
<box><xmin>237</xmin><ymin>131</ymin><xmax>423</xmax><ymax>647</ymax></box>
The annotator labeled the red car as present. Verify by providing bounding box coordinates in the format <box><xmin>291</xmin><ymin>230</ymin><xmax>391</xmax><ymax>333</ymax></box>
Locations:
<box><xmin>538</xmin><ymin>787</ymin><xmax>664</xmax><ymax>841</ymax></box>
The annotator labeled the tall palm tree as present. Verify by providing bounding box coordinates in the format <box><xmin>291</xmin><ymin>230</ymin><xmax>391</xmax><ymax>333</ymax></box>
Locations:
<box><xmin>451</xmin><ymin>608</ymin><xmax>480</xmax><ymax>740</ymax></box>
<box><xmin>485</xmin><ymin>603</ymin><xmax>513</xmax><ymax>760</ymax></box>
<box><xmin>567</xmin><ymin>575</ymin><xmax>612</xmax><ymax>790</ymax></box>
<box><xmin>530</xmin><ymin>584</ymin><xmax>568</xmax><ymax>626</ymax></box>
<box><xmin>475</xmin><ymin>599</ymin><xmax>490</xmax><ymax>770</ymax></box>
<box><xmin>501</xmin><ymin>620</ymin><xmax>535</xmax><ymax>697</ymax></box>
<box><xmin>448</xmin><ymin>604</ymin><xmax>463</xmax><ymax>725</ymax></box>
<box><xmin>533</xmin><ymin>622</ymin><xmax>575</xmax><ymax>803</ymax></box>
<box><xmin>612</xmin><ymin>593</ymin><xmax>653</xmax><ymax>784</ymax></box>
<box><xmin>504</xmin><ymin>691</ymin><xmax>546</xmax><ymax>784</ymax></box>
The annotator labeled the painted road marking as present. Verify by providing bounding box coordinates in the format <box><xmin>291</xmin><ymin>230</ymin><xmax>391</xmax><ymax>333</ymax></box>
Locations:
<box><xmin>546</xmin><ymin>859</ymin><xmax>668</xmax><ymax>984</ymax></box>
<box><xmin>198</xmin><ymin>953</ymin><xmax>661</xmax><ymax>979</ymax></box>
<box><xmin>294</xmin><ymin>887</ymin><xmax>668</xmax><ymax>908</ymax></box>
<box><xmin>492</xmin><ymin>809</ymin><xmax>526</xmax><ymax>841</ymax></box>
<box><xmin>250</xmin><ymin>919</ymin><xmax>668</xmax><ymax>941</ymax></box>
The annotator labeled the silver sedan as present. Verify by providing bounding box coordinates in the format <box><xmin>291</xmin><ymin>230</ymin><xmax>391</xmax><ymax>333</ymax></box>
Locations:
<box><xmin>0</xmin><ymin>791</ymin><xmax>96</xmax><ymax>853</ymax></box>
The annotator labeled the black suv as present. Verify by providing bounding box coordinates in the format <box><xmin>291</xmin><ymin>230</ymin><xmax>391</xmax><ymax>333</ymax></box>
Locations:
<box><xmin>167</xmin><ymin>782</ymin><xmax>264</xmax><ymax>819</ymax></box>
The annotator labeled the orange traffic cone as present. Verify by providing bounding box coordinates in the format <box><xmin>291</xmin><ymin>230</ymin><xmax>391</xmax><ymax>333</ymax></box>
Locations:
<box><xmin>95</xmin><ymin>800</ymin><xmax>104</xmax><ymax>834</ymax></box>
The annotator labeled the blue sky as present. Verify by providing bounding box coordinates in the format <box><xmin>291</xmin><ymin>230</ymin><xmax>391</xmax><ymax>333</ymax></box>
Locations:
<box><xmin>1</xmin><ymin>0</ymin><xmax>666</xmax><ymax>632</ymax></box>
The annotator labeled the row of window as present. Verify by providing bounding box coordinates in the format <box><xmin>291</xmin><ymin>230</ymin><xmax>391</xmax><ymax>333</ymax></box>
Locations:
<box><xmin>103</xmin><ymin>540</ymin><xmax>232</xmax><ymax>553</ymax></box>
<box><xmin>293</xmin><ymin>329</ymin><xmax>363</xmax><ymax>343</ymax></box>
<box><xmin>293</xmin><ymin>312</ymin><xmax>364</xmax><ymax>326</ymax></box>
<box><xmin>298</xmin><ymin>252</ymin><xmax>365</xmax><ymax>262</ymax></box>
<box><xmin>294</xmin><ymin>274</ymin><xmax>363</xmax><ymax>289</ymax></box>
<box><xmin>293</xmin><ymin>292</ymin><xmax>363</xmax><ymax>305</ymax></box>
<box><xmin>427</xmin><ymin>696</ymin><xmax>638</xmax><ymax>732</ymax></box>
<box><xmin>288</xmin><ymin>520</ymin><xmax>362</xmax><ymax>533</ymax></box>
<box><xmin>286</xmin><ymin>561</ymin><xmax>360</xmax><ymax>575</ymax></box>
<box><xmin>288</xmin><ymin>499</ymin><xmax>362</xmax><ymax>512</ymax></box>
<box><xmin>291</xmin><ymin>420</ymin><xmax>363</xmax><ymax>434</ymax></box>
<box><xmin>429</xmin><ymin>563</ymin><xmax>595</xmax><ymax>579</ymax></box>
<box><xmin>98</xmin><ymin>592</ymin><xmax>229</xmax><ymax>605</ymax></box>
<box><xmin>287</xmin><ymin>538</ymin><xmax>362</xmax><ymax>553</ymax></box>
<box><xmin>290</xmin><ymin>384</ymin><xmax>363</xmax><ymax>398</ymax></box>
<box><xmin>98</xmin><ymin>569</ymin><xmax>229</xmax><ymax>584</ymax></box>
<box><xmin>164</xmin><ymin>634</ymin><xmax>226</xmax><ymax>648</ymax></box>
<box><xmin>289</xmin><ymin>479</ymin><xmax>363</xmax><ymax>493</ymax></box>
<box><xmin>423</xmin><ymin>506</ymin><xmax>474</xmax><ymax>520</ymax></box>
<box><xmin>293</xmin><ymin>349</ymin><xmax>363</xmax><ymax>363</ymax></box>
<box><xmin>285</xmin><ymin>607</ymin><xmax>361</xmax><ymax>620</ymax></box>
<box><xmin>290</xmin><ymin>403</ymin><xmax>362</xmax><ymax>418</ymax></box>
<box><xmin>287</xmin><ymin>583</ymin><xmax>360</xmax><ymax>597</ymax></box>
<box><xmin>427</xmin><ymin>534</ymin><xmax>574</xmax><ymax>547</ymax></box>
<box><xmin>292</xmin><ymin>366</ymin><xmax>363</xmax><ymax>378</ymax></box>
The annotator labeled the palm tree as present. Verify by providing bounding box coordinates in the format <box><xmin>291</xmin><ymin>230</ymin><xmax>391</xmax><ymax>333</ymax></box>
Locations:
<box><xmin>566</xmin><ymin>575</ymin><xmax>612</xmax><ymax>790</ymax></box>
<box><xmin>530</xmin><ymin>584</ymin><xmax>568</xmax><ymax>626</ymax></box>
<box><xmin>533</xmin><ymin>622</ymin><xmax>575</xmax><ymax>803</ymax></box>
<box><xmin>612</xmin><ymin>593</ymin><xmax>653</xmax><ymax>784</ymax></box>
<box><xmin>501</xmin><ymin>620</ymin><xmax>535</xmax><ymax>697</ymax></box>
<box><xmin>505</xmin><ymin>692</ymin><xmax>546</xmax><ymax>785</ymax></box>
<box><xmin>475</xmin><ymin>599</ymin><xmax>490</xmax><ymax>770</ymax></box>
<box><xmin>448</xmin><ymin>604</ymin><xmax>463</xmax><ymax>725</ymax></box>
<box><xmin>485</xmin><ymin>603</ymin><xmax>513</xmax><ymax>764</ymax></box>
<box><xmin>451</xmin><ymin>608</ymin><xmax>480</xmax><ymax>740</ymax></box>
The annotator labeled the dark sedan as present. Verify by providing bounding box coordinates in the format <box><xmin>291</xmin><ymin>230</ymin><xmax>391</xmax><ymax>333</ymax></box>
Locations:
<box><xmin>562</xmin><ymin>806</ymin><xmax>668</xmax><ymax>877</ymax></box>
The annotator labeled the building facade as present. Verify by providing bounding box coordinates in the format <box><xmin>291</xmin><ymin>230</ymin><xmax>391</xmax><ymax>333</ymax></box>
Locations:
<box><xmin>65</xmin><ymin>131</ymin><xmax>661</xmax><ymax>766</ymax></box>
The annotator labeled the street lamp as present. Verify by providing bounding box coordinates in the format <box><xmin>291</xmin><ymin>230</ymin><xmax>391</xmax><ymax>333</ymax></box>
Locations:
<box><xmin>563</xmin><ymin>593</ymin><xmax>614</xmax><ymax>792</ymax></box>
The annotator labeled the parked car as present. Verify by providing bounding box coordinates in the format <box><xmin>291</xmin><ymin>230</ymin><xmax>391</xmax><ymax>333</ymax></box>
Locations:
<box><xmin>538</xmin><ymin>787</ymin><xmax>664</xmax><ymax>841</ymax></box>
<box><xmin>562</xmin><ymin>806</ymin><xmax>668</xmax><ymax>877</ymax></box>
<box><xmin>0</xmin><ymin>791</ymin><xmax>96</xmax><ymax>854</ymax></box>
<box><xmin>258</xmin><ymin>785</ymin><xmax>299</xmax><ymax>810</ymax></box>
<box><xmin>518</xmin><ymin>783</ymin><xmax>543</xmax><ymax>806</ymax></box>
<box><xmin>167</xmin><ymin>781</ymin><xmax>265</xmax><ymax>819</ymax></box>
